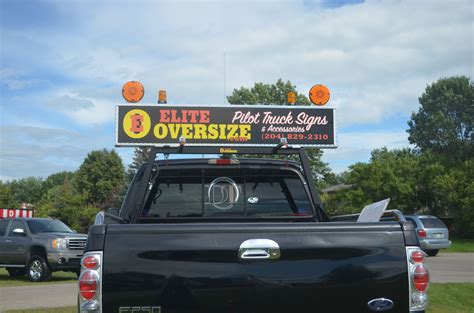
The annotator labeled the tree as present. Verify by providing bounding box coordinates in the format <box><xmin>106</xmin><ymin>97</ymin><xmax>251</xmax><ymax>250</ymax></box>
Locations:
<box><xmin>0</xmin><ymin>182</ymin><xmax>16</xmax><ymax>208</ymax></box>
<box><xmin>37</xmin><ymin>178</ymin><xmax>98</xmax><ymax>233</ymax></box>
<box><xmin>227</xmin><ymin>79</ymin><xmax>334</xmax><ymax>187</ymax></box>
<box><xmin>431</xmin><ymin>160</ymin><xmax>474</xmax><ymax>238</ymax></box>
<box><xmin>407</xmin><ymin>76</ymin><xmax>473</xmax><ymax>163</ymax></box>
<box><xmin>42</xmin><ymin>171</ymin><xmax>75</xmax><ymax>192</ymax></box>
<box><xmin>8</xmin><ymin>177</ymin><xmax>44</xmax><ymax>205</ymax></box>
<box><xmin>75</xmin><ymin>149</ymin><xmax>125</xmax><ymax>208</ymax></box>
<box><xmin>323</xmin><ymin>148</ymin><xmax>421</xmax><ymax>215</ymax></box>
<box><xmin>127</xmin><ymin>147</ymin><xmax>152</xmax><ymax>180</ymax></box>
<box><xmin>227</xmin><ymin>79</ymin><xmax>311</xmax><ymax>106</ymax></box>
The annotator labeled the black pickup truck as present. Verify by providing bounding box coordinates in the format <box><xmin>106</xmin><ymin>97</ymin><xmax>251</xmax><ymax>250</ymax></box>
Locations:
<box><xmin>78</xmin><ymin>148</ymin><xmax>430</xmax><ymax>313</ymax></box>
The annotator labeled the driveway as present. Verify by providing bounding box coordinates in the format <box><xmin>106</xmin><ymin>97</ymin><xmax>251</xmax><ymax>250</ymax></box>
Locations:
<box><xmin>0</xmin><ymin>253</ymin><xmax>472</xmax><ymax>311</ymax></box>
<box><xmin>425</xmin><ymin>252</ymin><xmax>474</xmax><ymax>283</ymax></box>
<box><xmin>0</xmin><ymin>283</ymin><xmax>76</xmax><ymax>312</ymax></box>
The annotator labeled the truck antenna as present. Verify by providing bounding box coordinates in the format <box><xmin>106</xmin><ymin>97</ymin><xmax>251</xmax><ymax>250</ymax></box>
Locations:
<box><xmin>223</xmin><ymin>52</ymin><xmax>226</xmax><ymax>104</ymax></box>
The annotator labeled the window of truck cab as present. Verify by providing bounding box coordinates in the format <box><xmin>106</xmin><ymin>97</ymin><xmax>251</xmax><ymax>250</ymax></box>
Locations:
<box><xmin>140</xmin><ymin>167</ymin><xmax>313</xmax><ymax>220</ymax></box>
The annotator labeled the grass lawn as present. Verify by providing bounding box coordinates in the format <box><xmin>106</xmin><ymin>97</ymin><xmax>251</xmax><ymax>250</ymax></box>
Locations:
<box><xmin>427</xmin><ymin>283</ymin><xmax>474</xmax><ymax>313</ymax></box>
<box><xmin>4</xmin><ymin>307</ymin><xmax>76</xmax><ymax>313</ymax></box>
<box><xmin>445</xmin><ymin>238</ymin><xmax>474</xmax><ymax>253</ymax></box>
<box><xmin>3</xmin><ymin>283</ymin><xmax>473</xmax><ymax>313</ymax></box>
<box><xmin>0</xmin><ymin>268</ymin><xmax>77</xmax><ymax>287</ymax></box>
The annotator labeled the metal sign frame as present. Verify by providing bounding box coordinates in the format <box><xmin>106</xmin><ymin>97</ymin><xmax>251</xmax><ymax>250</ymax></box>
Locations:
<box><xmin>115</xmin><ymin>104</ymin><xmax>337</xmax><ymax>149</ymax></box>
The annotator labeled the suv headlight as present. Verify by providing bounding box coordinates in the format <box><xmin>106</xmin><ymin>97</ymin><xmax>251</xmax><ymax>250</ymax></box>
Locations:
<box><xmin>52</xmin><ymin>238</ymin><xmax>67</xmax><ymax>249</ymax></box>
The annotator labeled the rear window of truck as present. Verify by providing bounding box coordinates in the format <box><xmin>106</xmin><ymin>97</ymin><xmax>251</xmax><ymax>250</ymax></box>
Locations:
<box><xmin>141</xmin><ymin>167</ymin><xmax>313</xmax><ymax>219</ymax></box>
<box><xmin>419</xmin><ymin>217</ymin><xmax>446</xmax><ymax>228</ymax></box>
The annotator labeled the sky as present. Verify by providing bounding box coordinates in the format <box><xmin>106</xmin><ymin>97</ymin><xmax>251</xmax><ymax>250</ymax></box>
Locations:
<box><xmin>0</xmin><ymin>0</ymin><xmax>472</xmax><ymax>180</ymax></box>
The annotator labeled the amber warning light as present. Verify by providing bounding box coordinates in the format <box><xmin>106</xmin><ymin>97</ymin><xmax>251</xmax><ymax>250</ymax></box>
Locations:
<box><xmin>158</xmin><ymin>90</ymin><xmax>167</xmax><ymax>104</ymax></box>
<box><xmin>309</xmin><ymin>84</ymin><xmax>330</xmax><ymax>106</ymax></box>
<box><xmin>287</xmin><ymin>92</ymin><xmax>296</xmax><ymax>105</ymax></box>
<box><xmin>122</xmin><ymin>81</ymin><xmax>145</xmax><ymax>103</ymax></box>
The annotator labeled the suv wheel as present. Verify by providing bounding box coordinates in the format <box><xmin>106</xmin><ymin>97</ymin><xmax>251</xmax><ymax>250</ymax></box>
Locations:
<box><xmin>7</xmin><ymin>268</ymin><xmax>25</xmax><ymax>277</ymax></box>
<box><xmin>27</xmin><ymin>255</ymin><xmax>51</xmax><ymax>282</ymax></box>
<box><xmin>426</xmin><ymin>249</ymin><xmax>439</xmax><ymax>257</ymax></box>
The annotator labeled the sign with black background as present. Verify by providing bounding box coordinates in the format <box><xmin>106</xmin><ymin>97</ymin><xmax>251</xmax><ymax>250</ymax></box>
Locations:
<box><xmin>116</xmin><ymin>104</ymin><xmax>336</xmax><ymax>148</ymax></box>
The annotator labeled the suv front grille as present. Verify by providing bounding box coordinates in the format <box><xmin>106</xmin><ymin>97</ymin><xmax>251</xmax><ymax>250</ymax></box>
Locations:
<box><xmin>67</xmin><ymin>238</ymin><xmax>87</xmax><ymax>250</ymax></box>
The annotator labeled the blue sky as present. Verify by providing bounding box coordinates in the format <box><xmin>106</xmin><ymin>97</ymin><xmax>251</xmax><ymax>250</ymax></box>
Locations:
<box><xmin>0</xmin><ymin>0</ymin><xmax>472</xmax><ymax>180</ymax></box>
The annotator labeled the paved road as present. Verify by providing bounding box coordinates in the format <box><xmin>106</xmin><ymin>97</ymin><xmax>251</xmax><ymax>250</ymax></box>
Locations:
<box><xmin>425</xmin><ymin>252</ymin><xmax>474</xmax><ymax>283</ymax></box>
<box><xmin>0</xmin><ymin>283</ymin><xmax>77</xmax><ymax>312</ymax></box>
<box><xmin>0</xmin><ymin>253</ymin><xmax>472</xmax><ymax>311</ymax></box>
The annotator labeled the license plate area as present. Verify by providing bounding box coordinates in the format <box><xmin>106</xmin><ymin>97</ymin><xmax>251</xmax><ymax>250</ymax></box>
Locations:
<box><xmin>433</xmin><ymin>233</ymin><xmax>444</xmax><ymax>239</ymax></box>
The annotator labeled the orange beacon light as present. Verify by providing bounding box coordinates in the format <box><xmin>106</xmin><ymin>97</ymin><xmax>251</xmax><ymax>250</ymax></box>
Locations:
<box><xmin>122</xmin><ymin>81</ymin><xmax>145</xmax><ymax>103</ymax></box>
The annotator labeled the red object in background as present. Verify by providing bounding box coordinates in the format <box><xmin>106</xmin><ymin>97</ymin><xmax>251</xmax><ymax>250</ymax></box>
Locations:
<box><xmin>0</xmin><ymin>208</ymin><xmax>33</xmax><ymax>219</ymax></box>
<box><xmin>417</xmin><ymin>229</ymin><xmax>427</xmax><ymax>238</ymax></box>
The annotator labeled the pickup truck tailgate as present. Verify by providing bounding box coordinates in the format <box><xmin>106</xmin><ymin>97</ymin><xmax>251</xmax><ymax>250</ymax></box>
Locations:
<box><xmin>102</xmin><ymin>222</ymin><xmax>409</xmax><ymax>313</ymax></box>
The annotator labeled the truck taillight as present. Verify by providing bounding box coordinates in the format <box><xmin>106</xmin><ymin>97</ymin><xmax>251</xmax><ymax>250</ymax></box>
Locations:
<box><xmin>79</xmin><ymin>271</ymin><xmax>99</xmax><ymax>300</ymax></box>
<box><xmin>208</xmin><ymin>158</ymin><xmax>239</xmax><ymax>165</ymax></box>
<box><xmin>79</xmin><ymin>252</ymin><xmax>102</xmax><ymax>313</ymax></box>
<box><xmin>413</xmin><ymin>265</ymin><xmax>429</xmax><ymax>292</ymax></box>
<box><xmin>409</xmin><ymin>250</ymin><xmax>426</xmax><ymax>263</ymax></box>
<box><xmin>406</xmin><ymin>247</ymin><xmax>429</xmax><ymax>311</ymax></box>
<box><xmin>82</xmin><ymin>255</ymin><xmax>100</xmax><ymax>270</ymax></box>
<box><xmin>417</xmin><ymin>229</ymin><xmax>427</xmax><ymax>237</ymax></box>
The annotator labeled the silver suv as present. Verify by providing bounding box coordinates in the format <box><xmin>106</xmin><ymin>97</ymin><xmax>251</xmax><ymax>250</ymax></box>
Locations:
<box><xmin>405</xmin><ymin>215</ymin><xmax>451</xmax><ymax>256</ymax></box>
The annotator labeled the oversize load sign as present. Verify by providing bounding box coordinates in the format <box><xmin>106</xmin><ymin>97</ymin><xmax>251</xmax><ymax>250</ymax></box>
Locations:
<box><xmin>116</xmin><ymin>104</ymin><xmax>336</xmax><ymax>148</ymax></box>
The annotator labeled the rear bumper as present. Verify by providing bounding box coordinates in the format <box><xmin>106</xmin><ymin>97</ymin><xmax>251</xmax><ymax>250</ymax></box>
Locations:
<box><xmin>47</xmin><ymin>250</ymin><xmax>83</xmax><ymax>271</ymax></box>
<box><xmin>419</xmin><ymin>239</ymin><xmax>451</xmax><ymax>250</ymax></box>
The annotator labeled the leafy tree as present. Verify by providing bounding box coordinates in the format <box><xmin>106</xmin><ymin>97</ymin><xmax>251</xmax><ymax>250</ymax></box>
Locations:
<box><xmin>227</xmin><ymin>79</ymin><xmax>334</xmax><ymax>186</ymax></box>
<box><xmin>407</xmin><ymin>76</ymin><xmax>473</xmax><ymax>163</ymax></box>
<box><xmin>323</xmin><ymin>148</ymin><xmax>421</xmax><ymax>215</ymax></box>
<box><xmin>37</xmin><ymin>178</ymin><xmax>98</xmax><ymax>233</ymax></box>
<box><xmin>227</xmin><ymin>79</ymin><xmax>311</xmax><ymax>106</ymax></box>
<box><xmin>127</xmin><ymin>147</ymin><xmax>152</xmax><ymax>180</ymax></box>
<box><xmin>42</xmin><ymin>171</ymin><xmax>75</xmax><ymax>192</ymax></box>
<box><xmin>8</xmin><ymin>177</ymin><xmax>44</xmax><ymax>205</ymax></box>
<box><xmin>75</xmin><ymin>149</ymin><xmax>125</xmax><ymax>209</ymax></box>
<box><xmin>431</xmin><ymin>160</ymin><xmax>474</xmax><ymax>238</ymax></box>
<box><xmin>0</xmin><ymin>182</ymin><xmax>16</xmax><ymax>208</ymax></box>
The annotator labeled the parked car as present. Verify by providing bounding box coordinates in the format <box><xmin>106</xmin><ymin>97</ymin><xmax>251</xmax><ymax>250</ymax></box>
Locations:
<box><xmin>0</xmin><ymin>218</ymin><xmax>87</xmax><ymax>281</ymax></box>
<box><xmin>405</xmin><ymin>215</ymin><xmax>451</xmax><ymax>256</ymax></box>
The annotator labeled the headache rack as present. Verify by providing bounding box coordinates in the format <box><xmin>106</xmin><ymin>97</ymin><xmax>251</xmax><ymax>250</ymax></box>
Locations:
<box><xmin>122</xmin><ymin>144</ymin><xmax>329</xmax><ymax>224</ymax></box>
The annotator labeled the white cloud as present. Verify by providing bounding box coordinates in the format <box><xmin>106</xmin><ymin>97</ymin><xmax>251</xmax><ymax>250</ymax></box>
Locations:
<box><xmin>0</xmin><ymin>125</ymin><xmax>115</xmax><ymax>178</ymax></box>
<box><xmin>33</xmin><ymin>0</ymin><xmax>469</xmax><ymax>128</ymax></box>
<box><xmin>0</xmin><ymin>68</ymin><xmax>48</xmax><ymax>90</ymax></box>
<box><xmin>0</xmin><ymin>175</ymin><xmax>14</xmax><ymax>182</ymax></box>
<box><xmin>45</xmin><ymin>93</ymin><xmax>116</xmax><ymax>126</ymax></box>
<box><xmin>1</xmin><ymin>0</ymin><xmax>472</xmax><ymax>177</ymax></box>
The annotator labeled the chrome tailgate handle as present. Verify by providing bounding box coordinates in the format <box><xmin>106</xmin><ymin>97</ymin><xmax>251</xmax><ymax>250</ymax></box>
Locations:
<box><xmin>239</xmin><ymin>239</ymin><xmax>280</xmax><ymax>260</ymax></box>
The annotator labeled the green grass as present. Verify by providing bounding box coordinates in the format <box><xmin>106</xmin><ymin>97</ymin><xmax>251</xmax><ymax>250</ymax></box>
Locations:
<box><xmin>2</xmin><ymin>283</ymin><xmax>473</xmax><ymax>313</ymax></box>
<box><xmin>0</xmin><ymin>268</ymin><xmax>77</xmax><ymax>287</ymax></box>
<box><xmin>427</xmin><ymin>283</ymin><xmax>474</xmax><ymax>313</ymax></box>
<box><xmin>4</xmin><ymin>307</ymin><xmax>76</xmax><ymax>313</ymax></box>
<box><xmin>444</xmin><ymin>239</ymin><xmax>474</xmax><ymax>253</ymax></box>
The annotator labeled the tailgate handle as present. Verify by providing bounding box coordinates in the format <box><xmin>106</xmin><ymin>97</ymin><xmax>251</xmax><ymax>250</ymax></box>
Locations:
<box><xmin>239</xmin><ymin>239</ymin><xmax>280</xmax><ymax>260</ymax></box>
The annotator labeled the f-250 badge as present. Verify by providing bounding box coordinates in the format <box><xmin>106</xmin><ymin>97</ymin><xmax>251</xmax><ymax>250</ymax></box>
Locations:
<box><xmin>119</xmin><ymin>306</ymin><xmax>161</xmax><ymax>313</ymax></box>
